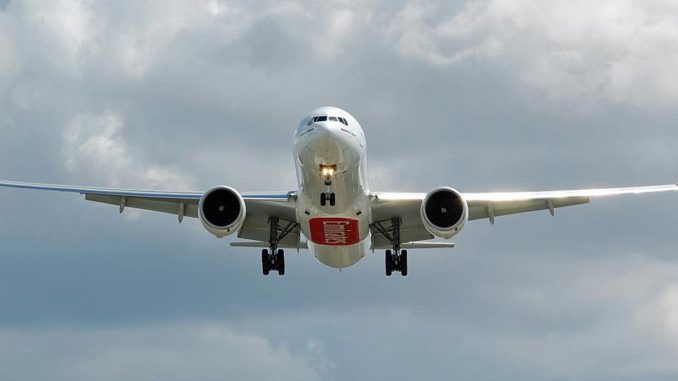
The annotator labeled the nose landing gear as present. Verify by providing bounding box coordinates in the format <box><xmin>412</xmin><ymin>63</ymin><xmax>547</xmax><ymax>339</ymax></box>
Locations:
<box><xmin>320</xmin><ymin>192</ymin><xmax>336</xmax><ymax>206</ymax></box>
<box><xmin>319</xmin><ymin>165</ymin><xmax>336</xmax><ymax>206</ymax></box>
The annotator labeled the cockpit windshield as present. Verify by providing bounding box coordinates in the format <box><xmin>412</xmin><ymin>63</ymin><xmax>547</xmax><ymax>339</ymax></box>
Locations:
<box><xmin>307</xmin><ymin>115</ymin><xmax>349</xmax><ymax>126</ymax></box>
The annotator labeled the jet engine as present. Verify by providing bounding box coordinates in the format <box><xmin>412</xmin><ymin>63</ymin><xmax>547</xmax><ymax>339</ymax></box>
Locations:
<box><xmin>199</xmin><ymin>186</ymin><xmax>246</xmax><ymax>238</ymax></box>
<box><xmin>420</xmin><ymin>187</ymin><xmax>468</xmax><ymax>239</ymax></box>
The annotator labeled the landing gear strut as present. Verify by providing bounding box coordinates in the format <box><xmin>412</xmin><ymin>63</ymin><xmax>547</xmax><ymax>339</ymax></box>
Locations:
<box><xmin>261</xmin><ymin>217</ymin><xmax>297</xmax><ymax>276</ymax></box>
<box><xmin>372</xmin><ymin>217</ymin><xmax>408</xmax><ymax>276</ymax></box>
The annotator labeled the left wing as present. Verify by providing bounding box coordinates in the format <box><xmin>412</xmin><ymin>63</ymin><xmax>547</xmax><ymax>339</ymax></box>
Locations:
<box><xmin>371</xmin><ymin>184</ymin><xmax>678</xmax><ymax>246</ymax></box>
<box><xmin>0</xmin><ymin>179</ymin><xmax>298</xmax><ymax>244</ymax></box>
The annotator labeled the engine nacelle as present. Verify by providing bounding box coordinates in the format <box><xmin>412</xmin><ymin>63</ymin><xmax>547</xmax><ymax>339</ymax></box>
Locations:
<box><xmin>199</xmin><ymin>186</ymin><xmax>246</xmax><ymax>238</ymax></box>
<box><xmin>420</xmin><ymin>187</ymin><xmax>468</xmax><ymax>239</ymax></box>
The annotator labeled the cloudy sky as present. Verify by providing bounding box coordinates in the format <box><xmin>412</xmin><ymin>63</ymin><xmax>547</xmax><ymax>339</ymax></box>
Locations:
<box><xmin>1</xmin><ymin>0</ymin><xmax>678</xmax><ymax>379</ymax></box>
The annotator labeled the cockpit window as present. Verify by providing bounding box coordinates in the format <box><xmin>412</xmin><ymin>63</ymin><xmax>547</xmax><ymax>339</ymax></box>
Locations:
<box><xmin>307</xmin><ymin>115</ymin><xmax>348</xmax><ymax>126</ymax></box>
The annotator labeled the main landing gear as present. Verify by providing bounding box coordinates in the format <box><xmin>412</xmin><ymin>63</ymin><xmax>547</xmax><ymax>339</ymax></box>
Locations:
<box><xmin>385</xmin><ymin>249</ymin><xmax>407</xmax><ymax>276</ymax></box>
<box><xmin>262</xmin><ymin>248</ymin><xmax>285</xmax><ymax>275</ymax></box>
<box><xmin>261</xmin><ymin>217</ymin><xmax>298</xmax><ymax>276</ymax></box>
<box><xmin>371</xmin><ymin>217</ymin><xmax>408</xmax><ymax>276</ymax></box>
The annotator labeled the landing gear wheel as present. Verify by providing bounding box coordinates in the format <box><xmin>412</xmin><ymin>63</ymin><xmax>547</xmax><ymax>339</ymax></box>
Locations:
<box><xmin>374</xmin><ymin>217</ymin><xmax>411</xmax><ymax>277</ymax></box>
<box><xmin>277</xmin><ymin>249</ymin><xmax>285</xmax><ymax>275</ymax></box>
<box><xmin>320</xmin><ymin>193</ymin><xmax>326</xmax><ymax>206</ymax></box>
<box><xmin>262</xmin><ymin>217</ymin><xmax>298</xmax><ymax>276</ymax></box>
<box><xmin>329</xmin><ymin>193</ymin><xmax>336</xmax><ymax>206</ymax></box>
<box><xmin>400</xmin><ymin>250</ymin><xmax>408</xmax><ymax>276</ymax></box>
<box><xmin>261</xmin><ymin>249</ymin><xmax>270</xmax><ymax>275</ymax></box>
<box><xmin>385</xmin><ymin>249</ymin><xmax>393</xmax><ymax>276</ymax></box>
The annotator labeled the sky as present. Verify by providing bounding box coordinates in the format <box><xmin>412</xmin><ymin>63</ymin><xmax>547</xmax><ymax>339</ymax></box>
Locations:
<box><xmin>1</xmin><ymin>0</ymin><xmax>678</xmax><ymax>380</ymax></box>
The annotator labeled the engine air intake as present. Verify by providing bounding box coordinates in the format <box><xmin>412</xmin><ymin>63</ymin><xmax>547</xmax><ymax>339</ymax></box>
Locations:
<box><xmin>199</xmin><ymin>186</ymin><xmax>246</xmax><ymax>238</ymax></box>
<box><xmin>421</xmin><ymin>187</ymin><xmax>468</xmax><ymax>239</ymax></box>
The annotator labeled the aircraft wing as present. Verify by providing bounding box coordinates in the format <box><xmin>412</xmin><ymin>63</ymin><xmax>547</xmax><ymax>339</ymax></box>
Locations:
<box><xmin>370</xmin><ymin>184</ymin><xmax>678</xmax><ymax>247</ymax></box>
<box><xmin>462</xmin><ymin>184</ymin><xmax>678</xmax><ymax>223</ymax></box>
<box><xmin>0</xmin><ymin>180</ymin><xmax>299</xmax><ymax>246</ymax></box>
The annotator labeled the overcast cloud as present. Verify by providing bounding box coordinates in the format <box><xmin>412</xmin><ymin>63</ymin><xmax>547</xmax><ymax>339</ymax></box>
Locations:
<box><xmin>1</xmin><ymin>0</ymin><xmax>678</xmax><ymax>380</ymax></box>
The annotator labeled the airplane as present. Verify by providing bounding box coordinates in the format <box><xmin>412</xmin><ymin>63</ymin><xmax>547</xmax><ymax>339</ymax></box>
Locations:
<box><xmin>0</xmin><ymin>106</ymin><xmax>676</xmax><ymax>276</ymax></box>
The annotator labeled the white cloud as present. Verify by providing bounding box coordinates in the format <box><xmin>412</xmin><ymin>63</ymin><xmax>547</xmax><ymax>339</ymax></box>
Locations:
<box><xmin>62</xmin><ymin>111</ymin><xmax>194</xmax><ymax>190</ymax></box>
<box><xmin>1</xmin><ymin>0</ymin><xmax>373</xmax><ymax>81</ymax></box>
<box><xmin>7</xmin><ymin>0</ymin><xmax>96</xmax><ymax>76</ymax></box>
<box><xmin>465</xmin><ymin>254</ymin><xmax>678</xmax><ymax>377</ymax></box>
<box><xmin>386</xmin><ymin>0</ymin><xmax>678</xmax><ymax>107</ymax></box>
<box><xmin>83</xmin><ymin>0</ymin><xmax>255</xmax><ymax>79</ymax></box>
<box><xmin>0</xmin><ymin>322</ymin><xmax>327</xmax><ymax>381</ymax></box>
<box><xmin>387</xmin><ymin>2</ymin><xmax>501</xmax><ymax>66</ymax></box>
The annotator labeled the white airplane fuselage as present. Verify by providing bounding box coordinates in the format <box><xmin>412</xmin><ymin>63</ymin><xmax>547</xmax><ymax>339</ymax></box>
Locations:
<box><xmin>293</xmin><ymin>107</ymin><xmax>372</xmax><ymax>268</ymax></box>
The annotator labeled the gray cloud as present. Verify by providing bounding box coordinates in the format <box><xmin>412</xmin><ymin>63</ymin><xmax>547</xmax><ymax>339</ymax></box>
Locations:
<box><xmin>386</xmin><ymin>0</ymin><xmax>678</xmax><ymax>108</ymax></box>
<box><xmin>62</xmin><ymin>111</ymin><xmax>194</xmax><ymax>189</ymax></box>
<box><xmin>0</xmin><ymin>322</ymin><xmax>329</xmax><ymax>381</ymax></box>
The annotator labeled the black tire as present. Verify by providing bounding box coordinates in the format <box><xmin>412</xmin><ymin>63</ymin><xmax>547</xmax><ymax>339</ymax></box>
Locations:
<box><xmin>329</xmin><ymin>193</ymin><xmax>336</xmax><ymax>206</ymax></box>
<box><xmin>262</xmin><ymin>249</ymin><xmax>270</xmax><ymax>275</ymax></box>
<box><xmin>320</xmin><ymin>193</ymin><xmax>326</xmax><ymax>206</ymax></box>
<box><xmin>385</xmin><ymin>250</ymin><xmax>392</xmax><ymax>276</ymax></box>
<box><xmin>277</xmin><ymin>249</ymin><xmax>285</xmax><ymax>275</ymax></box>
<box><xmin>400</xmin><ymin>250</ymin><xmax>408</xmax><ymax>276</ymax></box>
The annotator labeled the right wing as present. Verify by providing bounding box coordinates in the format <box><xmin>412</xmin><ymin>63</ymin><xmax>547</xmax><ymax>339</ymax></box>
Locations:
<box><xmin>463</xmin><ymin>184</ymin><xmax>678</xmax><ymax>223</ymax></box>
<box><xmin>0</xmin><ymin>179</ymin><xmax>300</xmax><ymax>247</ymax></box>
<box><xmin>370</xmin><ymin>183</ymin><xmax>678</xmax><ymax>247</ymax></box>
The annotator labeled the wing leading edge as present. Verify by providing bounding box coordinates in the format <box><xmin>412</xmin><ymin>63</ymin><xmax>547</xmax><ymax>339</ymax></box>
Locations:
<box><xmin>371</xmin><ymin>183</ymin><xmax>678</xmax><ymax>245</ymax></box>
<box><xmin>463</xmin><ymin>183</ymin><xmax>678</xmax><ymax>223</ymax></box>
<box><xmin>0</xmin><ymin>180</ymin><xmax>297</xmax><ymax>242</ymax></box>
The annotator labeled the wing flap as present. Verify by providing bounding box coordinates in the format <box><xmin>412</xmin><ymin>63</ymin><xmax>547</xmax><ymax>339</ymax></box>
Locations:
<box><xmin>468</xmin><ymin>196</ymin><xmax>589</xmax><ymax>221</ymax></box>
<box><xmin>85</xmin><ymin>194</ymin><xmax>200</xmax><ymax>218</ymax></box>
<box><xmin>372</xmin><ymin>241</ymin><xmax>455</xmax><ymax>249</ymax></box>
<box><xmin>237</xmin><ymin>213</ymin><xmax>301</xmax><ymax>248</ymax></box>
<box><xmin>370</xmin><ymin>196</ymin><xmax>434</xmax><ymax>248</ymax></box>
<box><xmin>231</xmin><ymin>240</ymin><xmax>306</xmax><ymax>249</ymax></box>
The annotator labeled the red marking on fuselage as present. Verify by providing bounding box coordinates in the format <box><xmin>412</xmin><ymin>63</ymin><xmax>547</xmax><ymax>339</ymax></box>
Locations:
<box><xmin>309</xmin><ymin>217</ymin><xmax>360</xmax><ymax>246</ymax></box>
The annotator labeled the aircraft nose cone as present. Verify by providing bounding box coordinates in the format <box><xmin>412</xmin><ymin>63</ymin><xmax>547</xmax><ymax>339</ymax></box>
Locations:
<box><xmin>313</xmin><ymin>121</ymin><xmax>334</xmax><ymax>134</ymax></box>
<box><xmin>312</xmin><ymin>121</ymin><xmax>339</xmax><ymax>142</ymax></box>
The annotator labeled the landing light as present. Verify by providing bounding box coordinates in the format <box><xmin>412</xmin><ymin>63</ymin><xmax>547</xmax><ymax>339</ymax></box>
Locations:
<box><xmin>320</xmin><ymin>164</ymin><xmax>337</xmax><ymax>185</ymax></box>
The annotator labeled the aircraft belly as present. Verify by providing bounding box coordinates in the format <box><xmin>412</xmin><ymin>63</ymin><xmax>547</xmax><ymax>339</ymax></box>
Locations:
<box><xmin>308</xmin><ymin>235</ymin><xmax>371</xmax><ymax>269</ymax></box>
<box><xmin>296</xmin><ymin>193</ymin><xmax>371</xmax><ymax>269</ymax></box>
